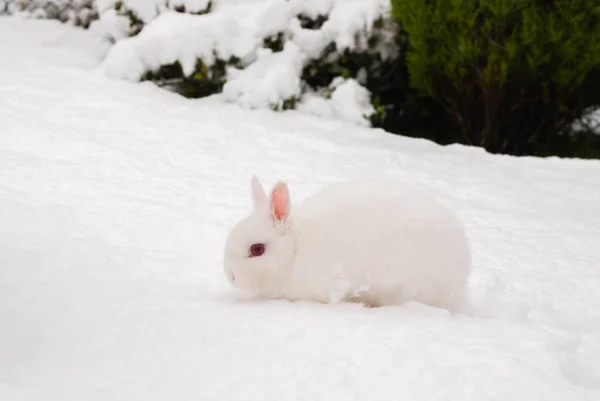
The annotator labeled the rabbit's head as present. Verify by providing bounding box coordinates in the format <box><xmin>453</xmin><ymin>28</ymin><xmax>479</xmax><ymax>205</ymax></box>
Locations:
<box><xmin>223</xmin><ymin>176</ymin><xmax>296</xmax><ymax>298</ymax></box>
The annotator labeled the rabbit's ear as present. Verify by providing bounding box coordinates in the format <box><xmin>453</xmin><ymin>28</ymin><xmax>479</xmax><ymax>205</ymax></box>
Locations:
<box><xmin>270</xmin><ymin>181</ymin><xmax>290</xmax><ymax>223</ymax></box>
<box><xmin>251</xmin><ymin>175</ymin><xmax>268</xmax><ymax>209</ymax></box>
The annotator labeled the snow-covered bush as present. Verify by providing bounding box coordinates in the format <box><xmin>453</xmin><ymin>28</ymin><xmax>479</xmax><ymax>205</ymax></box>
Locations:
<box><xmin>99</xmin><ymin>0</ymin><xmax>399</xmax><ymax>126</ymax></box>
<box><xmin>1</xmin><ymin>0</ymin><xmax>98</xmax><ymax>28</ymax></box>
<box><xmin>295</xmin><ymin>10</ymin><xmax>405</xmax><ymax>127</ymax></box>
<box><xmin>101</xmin><ymin>8</ymin><xmax>256</xmax><ymax>100</ymax></box>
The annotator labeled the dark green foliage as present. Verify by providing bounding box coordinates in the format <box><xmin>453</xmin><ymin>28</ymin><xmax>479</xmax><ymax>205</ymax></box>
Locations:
<box><xmin>141</xmin><ymin>55</ymin><xmax>240</xmax><ymax>98</ymax></box>
<box><xmin>297</xmin><ymin>13</ymin><xmax>328</xmax><ymax>30</ymax></box>
<box><xmin>390</xmin><ymin>0</ymin><xmax>600</xmax><ymax>157</ymax></box>
<box><xmin>540</xmin><ymin>129</ymin><xmax>600</xmax><ymax>159</ymax></box>
<box><xmin>172</xmin><ymin>1</ymin><xmax>212</xmax><ymax>15</ymax></box>
<box><xmin>263</xmin><ymin>32</ymin><xmax>285</xmax><ymax>53</ymax></box>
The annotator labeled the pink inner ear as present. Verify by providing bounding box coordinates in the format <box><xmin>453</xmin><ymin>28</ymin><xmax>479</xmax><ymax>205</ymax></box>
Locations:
<box><xmin>271</xmin><ymin>182</ymin><xmax>290</xmax><ymax>222</ymax></box>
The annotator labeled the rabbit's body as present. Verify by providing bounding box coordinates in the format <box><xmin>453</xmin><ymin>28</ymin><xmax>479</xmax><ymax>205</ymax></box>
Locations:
<box><xmin>224</xmin><ymin>177</ymin><xmax>471</xmax><ymax>311</ymax></box>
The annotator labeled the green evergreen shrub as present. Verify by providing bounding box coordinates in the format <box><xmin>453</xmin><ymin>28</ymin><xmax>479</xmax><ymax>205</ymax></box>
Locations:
<box><xmin>390</xmin><ymin>0</ymin><xmax>600</xmax><ymax>157</ymax></box>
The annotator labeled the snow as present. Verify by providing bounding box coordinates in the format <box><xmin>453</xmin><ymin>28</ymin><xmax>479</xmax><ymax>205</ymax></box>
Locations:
<box><xmin>223</xmin><ymin>42</ymin><xmax>305</xmax><ymax>110</ymax></box>
<box><xmin>319</xmin><ymin>0</ymin><xmax>389</xmax><ymax>52</ymax></box>
<box><xmin>574</xmin><ymin>108</ymin><xmax>600</xmax><ymax>135</ymax></box>
<box><xmin>2</xmin><ymin>16</ymin><xmax>600</xmax><ymax>401</ymax></box>
<box><xmin>287</xmin><ymin>0</ymin><xmax>332</xmax><ymax>17</ymax></box>
<box><xmin>328</xmin><ymin>77</ymin><xmax>375</xmax><ymax>125</ymax></box>
<box><xmin>96</xmin><ymin>0</ymin><xmax>286</xmax><ymax>40</ymax></box>
<box><xmin>296</xmin><ymin>77</ymin><xmax>375</xmax><ymax>126</ymax></box>
<box><xmin>101</xmin><ymin>10</ymin><xmax>259</xmax><ymax>81</ymax></box>
<box><xmin>96</xmin><ymin>0</ymin><xmax>165</xmax><ymax>23</ymax></box>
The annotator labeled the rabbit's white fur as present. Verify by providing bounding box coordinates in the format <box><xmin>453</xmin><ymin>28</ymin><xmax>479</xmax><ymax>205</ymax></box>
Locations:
<box><xmin>223</xmin><ymin>176</ymin><xmax>471</xmax><ymax>311</ymax></box>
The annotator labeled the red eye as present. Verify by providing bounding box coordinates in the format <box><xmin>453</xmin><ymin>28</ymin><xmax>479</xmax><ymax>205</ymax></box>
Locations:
<box><xmin>249</xmin><ymin>243</ymin><xmax>265</xmax><ymax>257</ymax></box>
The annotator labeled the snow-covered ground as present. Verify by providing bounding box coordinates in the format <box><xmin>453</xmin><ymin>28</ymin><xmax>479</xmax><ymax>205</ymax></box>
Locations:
<box><xmin>1</xmin><ymin>17</ymin><xmax>600</xmax><ymax>401</ymax></box>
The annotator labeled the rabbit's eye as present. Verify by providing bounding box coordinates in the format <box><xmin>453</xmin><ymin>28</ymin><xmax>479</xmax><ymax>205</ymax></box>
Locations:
<box><xmin>249</xmin><ymin>243</ymin><xmax>266</xmax><ymax>257</ymax></box>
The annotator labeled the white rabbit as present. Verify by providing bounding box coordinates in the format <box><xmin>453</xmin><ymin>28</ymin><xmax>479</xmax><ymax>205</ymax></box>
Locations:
<box><xmin>223</xmin><ymin>176</ymin><xmax>471</xmax><ymax>312</ymax></box>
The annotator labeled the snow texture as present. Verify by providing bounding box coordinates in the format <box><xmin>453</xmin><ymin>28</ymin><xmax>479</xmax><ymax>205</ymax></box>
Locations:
<box><xmin>96</xmin><ymin>0</ymin><xmax>279</xmax><ymax>40</ymax></box>
<box><xmin>328</xmin><ymin>77</ymin><xmax>375</xmax><ymax>125</ymax></box>
<box><xmin>101</xmin><ymin>10</ymin><xmax>259</xmax><ymax>81</ymax></box>
<box><xmin>2</xmin><ymin>16</ymin><xmax>600</xmax><ymax>401</ymax></box>
<box><xmin>297</xmin><ymin>77</ymin><xmax>375</xmax><ymax>125</ymax></box>
<box><xmin>284</xmin><ymin>0</ymin><xmax>392</xmax><ymax>59</ymax></box>
<box><xmin>96</xmin><ymin>0</ymin><xmax>165</xmax><ymax>24</ymax></box>
<box><xmin>222</xmin><ymin>42</ymin><xmax>305</xmax><ymax>110</ymax></box>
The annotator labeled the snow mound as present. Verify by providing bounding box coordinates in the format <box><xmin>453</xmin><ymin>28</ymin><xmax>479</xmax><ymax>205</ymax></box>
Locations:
<box><xmin>96</xmin><ymin>0</ymin><xmax>215</xmax><ymax>39</ymax></box>
<box><xmin>95</xmin><ymin>0</ymin><xmax>162</xmax><ymax>39</ymax></box>
<box><xmin>321</xmin><ymin>0</ymin><xmax>390</xmax><ymax>52</ymax></box>
<box><xmin>96</xmin><ymin>0</ymin><xmax>282</xmax><ymax>40</ymax></box>
<box><xmin>329</xmin><ymin>77</ymin><xmax>375</xmax><ymax>125</ymax></box>
<box><xmin>101</xmin><ymin>10</ymin><xmax>259</xmax><ymax>81</ymax></box>
<box><xmin>223</xmin><ymin>42</ymin><xmax>304</xmax><ymax>110</ymax></box>
<box><xmin>298</xmin><ymin>77</ymin><xmax>375</xmax><ymax>126</ymax></box>
<box><xmin>287</xmin><ymin>0</ymin><xmax>333</xmax><ymax>18</ymax></box>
